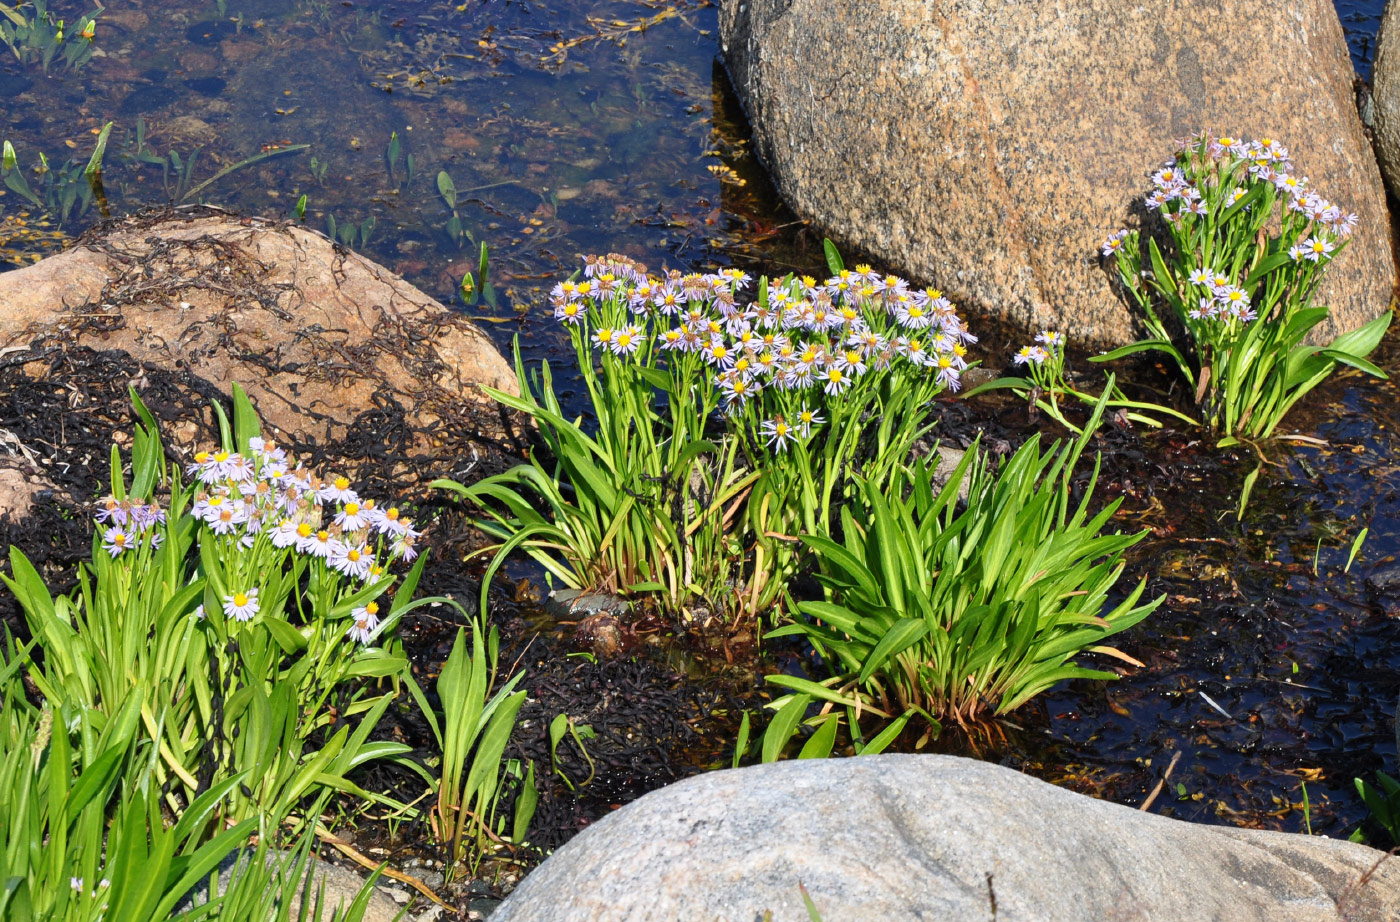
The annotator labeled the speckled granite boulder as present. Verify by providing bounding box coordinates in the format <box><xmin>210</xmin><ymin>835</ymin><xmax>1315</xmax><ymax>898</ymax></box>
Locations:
<box><xmin>1371</xmin><ymin>0</ymin><xmax>1400</xmax><ymax>197</ymax></box>
<box><xmin>492</xmin><ymin>754</ymin><xmax>1400</xmax><ymax>922</ymax></box>
<box><xmin>719</xmin><ymin>0</ymin><xmax>1394</xmax><ymax>347</ymax></box>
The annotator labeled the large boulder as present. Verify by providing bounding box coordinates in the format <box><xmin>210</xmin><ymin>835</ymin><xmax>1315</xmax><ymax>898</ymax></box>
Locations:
<box><xmin>0</xmin><ymin>207</ymin><xmax>516</xmax><ymax>461</ymax></box>
<box><xmin>1371</xmin><ymin>0</ymin><xmax>1400</xmax><ymax>197</ymax></box>
<box><xmin>719</xmin><ymin>0</ymin><xmax>1395</xmax><ymax>347</ymax></box>
<box><xmin>492</xmin><ymin>754</ymin><xmax>1399</xmax><ymax>922</ymax></box>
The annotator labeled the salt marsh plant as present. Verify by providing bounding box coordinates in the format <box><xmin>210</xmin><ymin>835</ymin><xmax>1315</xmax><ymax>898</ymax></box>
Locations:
<box><xmin>1100</xmin><ymin>133</ymin><xmax>1389</xmax><ymax>442</ymax></box>
<box><xmin>2</xmin><ymin>385</ymin><xmax>427</xmax><ymax>833</ymax></box>
<box><xmin>405</xmin><ymin>624</ymin><xmax>534</xmax><ymax>881</ymax></box>
<box><xmin>765</xmin><ymin>392</ymin><xmax>1160</xmax><ymax>746</ymax></box>
<box><xmin>439</xmin><ymin>245</ymin><xmax>975</xmax><ymax>625</ymax></box>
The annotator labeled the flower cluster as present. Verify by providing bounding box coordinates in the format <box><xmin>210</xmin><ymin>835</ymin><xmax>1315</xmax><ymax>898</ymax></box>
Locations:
<box><xmin>94</xmin><ymin>496</ymin><xmax>166</xmax><ymax>557</ymax></box>
<box><xmin>1103</xmin><ymin>134</ymin><xmax>1358</xmax><ymax>330</ymax></box>
<box><xmin>1133</xmin><ymin>135</ymin><xmax>1357</xmax><ymax>241</ymax></box>
<box><xmin>1096</xmin><ymin>132</ymin><xmax>1383</xmax><ymax>440</ymax></box>
<box><xmin>96</xmin><ymin>436</ymin><xmax>422</xmax><ymax>644</ymax></box>
<box><xmin>551</xmin><ymin>254</ymin><xmax>975</xmax><ymax>452</ymax></box>
<box><xmin>1013</xmin><ymin>330</ymin><xmax>1065</xmax><ymax>369</ymax></box>
<box><xmin>185</xmin><ymin>437</ymin><xmax>422</xmax><ymax>575</ymax></box>
<box><xmin>1182</xmin><ymin>268</ymin><xmax>1257</xmax><ymax>323</ymax></box>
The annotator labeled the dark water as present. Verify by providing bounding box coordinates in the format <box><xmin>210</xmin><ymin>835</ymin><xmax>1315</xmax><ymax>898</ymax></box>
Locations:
<box><xmin>0</xmin><ymin>0</ymin><xmax>1396</xmax><ymax>843</ymax></box>
<box><xmin>1340</xmin><ymin>0</ymin><xmax>1386</xmax><ymax>78</ymax></box>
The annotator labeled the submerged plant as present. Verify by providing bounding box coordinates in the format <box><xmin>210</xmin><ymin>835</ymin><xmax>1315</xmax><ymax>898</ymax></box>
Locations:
<box><xmin>1100</xmin><ymin>133</ymin><xmax>1390</xmax><ymax>442</ymax></box>
<box><xmin>766</xmin><ymin>390</ymin><xmax>1160</xmax><ymax>745</ymax></box>
<box><xmin>0</xmin><ymin>0</ymin><xmax>102</xmax><ymax>73</ymax></box>
<box><xmin>2</xmin><ymin>123</ymin><xmax>111</xmax><ymax>227</ymax></box>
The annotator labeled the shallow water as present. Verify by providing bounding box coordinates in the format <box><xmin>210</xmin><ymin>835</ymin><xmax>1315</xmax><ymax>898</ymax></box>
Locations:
<box><xmin>0</xmin><ymin>0</ymin><xmax>1397</xmax><ymax>844</ymax></box>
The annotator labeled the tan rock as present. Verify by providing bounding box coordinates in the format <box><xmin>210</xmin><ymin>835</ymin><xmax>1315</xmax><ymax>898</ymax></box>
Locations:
<box><xmin>0</xmin><ymin>457</ymin><xmax>54</xmax><ymax>523</ymax></box>
<box><xmin>719</xmin><ymin>0</ymin><xmax>1395</xmax><ymax>347</ymax></box>
<box><xmin>0</xmin><ymin>208</ymin><xmax>517</xmax><ymax>459</ymax></box>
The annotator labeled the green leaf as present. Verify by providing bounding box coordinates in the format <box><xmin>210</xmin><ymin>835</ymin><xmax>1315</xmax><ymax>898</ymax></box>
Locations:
<box><xmin>1089</xmin><ymin>339</ymin><xmax>1183</xmax><ymax>363</ymax></box>
<box><xmin>437</xmin><ymin>170</ymin><xmax>457</xmax><ymax>210</ymax></box>
<box><xmin>84</xmin><ymin>121</ymin><xmax>113</xmax><ymax>179</ymax></box>
<box><xmin>1237</xmin><ymin>462</ymin><xmax>1261</xmax><ymax>520</ymax></box>
<box><xmin>854</xmin><ymin>713</ymin><xmax>914</xmax><ymax>754</ymax></box>
<box><xmin>761</xmin><ymin>694</ymin><xmax>810</xmax><ymax>764</ymax></box>
<box><xmin>797</xmin><ymin>715</ymin><xmax>839</xmax><ymax>760</ymax></box>
<box><xmin>822</xmin><ymin>238</ymin><xmax>844</xmax><ymax>275</ymax></box>
<box><xmin>856</xmin><ymin>619</ymin><xmax>929</xmax><ymax>683</ymax></box>
<box><xmin>732</xmin><ymin>711</ymin><xmax>751</xmax><ymax>769</ymax></box>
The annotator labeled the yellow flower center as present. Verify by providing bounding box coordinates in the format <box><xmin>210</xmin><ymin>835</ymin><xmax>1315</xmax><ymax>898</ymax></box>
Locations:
<box><xmin>348</xmin><ymin>549</ymin><xmax>361</xmax><ymax>562</ymax></box>
<box><xmin>334</xmin><ymin>476</ymin><xmax>350</xmax><ymax>491</ymax></box>
<box><xmin>345</xmin><ymin>502</ymin><xmax>359</xmax><ymax>515</ymax></box>
<box><xmin>233</xmin><ymin>592</ymin><xmax>248</xmax><ymax>607</ymax></box>
<box><xmin>214</xmin><ymin>451</ymin><xmax>229</xmax><ymax>463</ymax></box>
<box><xmin>366</xmin><ymin>602</ymin><xmax>379</xmax><ymax>615</ymax></box>
<box><xmin>297</xmin><ymin>522</ymin><xmax>313</xmax><ymax>538</ymax></box>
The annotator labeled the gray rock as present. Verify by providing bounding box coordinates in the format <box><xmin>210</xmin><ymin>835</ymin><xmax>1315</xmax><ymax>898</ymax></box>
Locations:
<box><xmin>174</xmin><ymin>848</ymin><xmax>408</xmax><ymax>922</ymax></box>
<box><xmin>719</xmin><ymin>0</ymin><xmax>1394</xmax><ymax>348</ymax></box>
<box><xmin>545</xmin><ymin>588</ymin><xmax>633</xmax><ymax>619</ymax></box>
<box><xmin>492</xmin><ymin>754</ymin><xmax>1399</xmax><ymax>922</ymax></box>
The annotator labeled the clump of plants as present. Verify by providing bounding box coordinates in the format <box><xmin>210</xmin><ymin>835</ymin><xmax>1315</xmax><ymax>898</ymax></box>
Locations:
<box><xmin>2</xmin><ymin>384</ymin><xmax>536</xmax><ymax>908</ymax></box>
<box><xmin>1100</xmin><ymin>133</ymin><xmax>1389</xmax><ymax>442</ymax></box>
<box><xmin>5</xmin><ymin>386</ymin><xmax>426</xmax><ymax>832</ymax></box>
<box><xmin>0</xmin><ymin>0</ymin><xmax>102</xmax><ymax>73</ymax></box>
<box><xmin>2</xmin><ymin>122</ymin><xmax>112</xmax><ymax>228</ymax></box>
<box><xmin>759</xmin><ymin>393</ymin><xmax>1161</xmax><ymax>750</ymax></box>
<box><xmin>440</xmin><ymin>245</ymin><xmax>974</xmax><ymax>626</ymax></box>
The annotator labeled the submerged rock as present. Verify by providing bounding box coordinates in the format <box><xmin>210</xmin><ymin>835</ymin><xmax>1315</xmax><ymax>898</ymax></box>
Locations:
<box><xmin>719</xmin><ymin>0</ymin><xmax>1394</xmax><ymax>347</ymax></box>
<box><xmin>492</xmin><ymin>754</ymin><xmax>1399</xmax><ymax>921</ymax></box>
<box><xmin>0</xmin><ymin>207</ymin><xmax>516</xmax><ymax>462</ymax></box>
